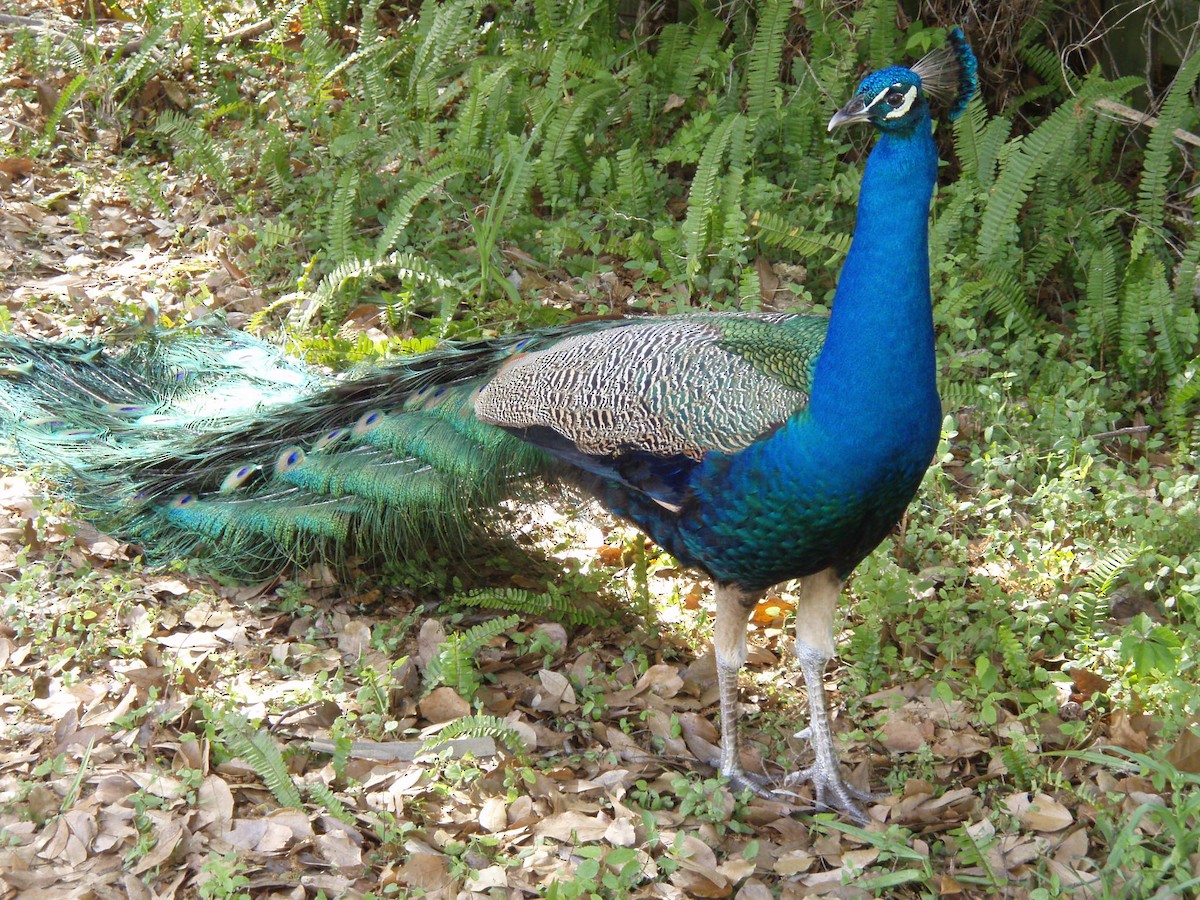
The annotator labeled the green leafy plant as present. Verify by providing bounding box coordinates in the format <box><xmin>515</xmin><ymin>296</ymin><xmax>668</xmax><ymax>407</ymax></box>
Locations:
<box><xmin>207</xmin><ymin>708</ymin><xmax>304</xmax><ymax>809</ymax></box>
<box><xmin>422</xmin><ymin>614</ymin><xmax>521</xmax><ymax>698</ymax></box>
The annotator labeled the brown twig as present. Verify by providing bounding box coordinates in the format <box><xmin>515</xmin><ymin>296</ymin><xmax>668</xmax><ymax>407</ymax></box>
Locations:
<box><xmin>1094</xmin><ymin>97</ymin><xmax>1200</xmax><ymax>149</ymax></box>
<box><xmin>1091</xmin><ymin>425</ymin><xmax>1151</xmax><ymax>440</ymax></box>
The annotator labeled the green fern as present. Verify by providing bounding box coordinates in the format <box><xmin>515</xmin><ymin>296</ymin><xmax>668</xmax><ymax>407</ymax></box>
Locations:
<box><xmin>153</xmin><ymin>110</ymin><xmax>230</xmax><ymax>187</ymax></box>
<box><xmin>408</xmin><ymin>0</ymin><xmax>479</xmax><ymax>115</ymax></box>
<box><xmin>329</xmin><ymin>170</ymin><xmax>360</xmax><ymax>263</ymax></box>
<box><xmin>615</xmin><ymin>143</ymin><xmax>653</xmax><ymax>218</ymax></box>
<box><xmin>42</xmin><ymin>72</ymin><xmax>89</xmax><ymax>145</ymax></box>
<box><xmin>297</xmin><ymin>251</ymin><xmax>454</xmax><ymax>327</ymax></box>
<box><xmin>115</xmin><ymin>15</ymin><xmax>175</xmax><ymax>94</ymax></box>
<box><xmin>1016</xmin><ymin>41</ymin><xmax>1080</xmax><ymax>95</ymax></box>
<box><xmin>683</xmin><ymin>114</ymin><xmax>744</xmax><ymax>280</ymax></box>
<box><xmin>421</xmin><ymin>713</ymin><xmax>528</xmax><ymax>757</ymax></box>
<box><xmin>981</xmin><ymin>264</ymin><xmax>1041</xmax><ymax>336</ymax></box>
<box><xmin>452</xmin><ymin>587</ymin><xmax>616</xmax><ymax>627</ymax></box>
<box><xmin>452</xmin><ymin>60</ymin><xmax>517</xmax><ymax>155</ymax></box>
<box><xmin>978</xmin><ymin>112</ymin><xmax>1072</xmax><ymax>264</ymax></box>
<box><xmin>1169</xmin><ymin>363</ymin><xmax>1200</xmax><ymax>445</ymax></box>
<box><xmin>999</xmin><ymin>740</ymin><xmax>1038</xmax><ymax>792</ymax></box>
<box><xmin>667</xmin><ymin>13</ymin><xmax>726</xmax><ymax>100</ymax></box>
<box><xmin>855</xmin><ymin>0</ymin><xmax>899</xmax><ymax>69</ymax></box>
<box><xmin>423</xmin><ymin>614</ymin><xmax>522</xmax><ymax>697</ymax></box>
<box><xmin>1073</xmin><ymin>545</ymin><xmax>1140</xmax><ymax>642</ymax></box>
<box><xmin>308</xmin><ymin>782</ymin><xmax>355</xmax><ymax>823</ymax></box>
<box><xmin>751</xmin><ymin>210</ymin><xmax>850</xmax><ymax>261</ymax></box>
<box><xmin>1137</xmin><ymin>48</ymin><xmax>1200</xmax><ymax>230</ymax></box>
<box><xmin>995</xmin><ymin>625</ymin><xmax>1024</xmax><ymax>680</ymax></box>
<box><xmin>212</xmin><ymin>711</ymin><xmax>304</xmax><ymax>809</ymax></box>
<box><xmin>1080</xmin><ymin>242</ymin><xmax>1120</xmax><ymax>353</ymax></box>
<box><xmin>375</xmin><ymin>172</ymin><xmax>455</xmax><ymax>257</ymax></box>
<box><xmin>745</xmin><ymin>0</ymin><xmax>788</xmax><ymax>128</ymax></box>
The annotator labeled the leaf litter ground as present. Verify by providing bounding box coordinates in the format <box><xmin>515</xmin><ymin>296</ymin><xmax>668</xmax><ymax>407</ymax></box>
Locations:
<box><xmin>0</xmin><ymin>5</ymin><xmax>1194</xmax><ymax>898</ymax></box>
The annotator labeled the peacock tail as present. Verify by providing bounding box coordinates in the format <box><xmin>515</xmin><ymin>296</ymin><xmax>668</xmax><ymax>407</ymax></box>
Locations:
<box><xmin>0</xmin><ymin>313</ymin><xmax>830</xmax><ymax>581</ymax></box>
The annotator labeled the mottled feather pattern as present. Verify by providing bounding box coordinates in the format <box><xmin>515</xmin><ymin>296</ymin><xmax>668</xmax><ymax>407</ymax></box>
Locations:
<box><xmin>476</xmin><ymin>314</ymin><xmax>823</xmax><ymax>459</ymax></box>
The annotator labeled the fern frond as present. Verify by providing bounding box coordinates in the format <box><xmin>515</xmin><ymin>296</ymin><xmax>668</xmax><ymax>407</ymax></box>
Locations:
<box><xmin>670</xmin><ymin>14</ymin><xmax>726</xmax><ymax>99</ymax></box>
<box><xmin>422</xmin><ymin>713</ymin><xmax>528</xmax><ymax>757</ymax></box>
<box><xmin>153</xmin><ymin>110</ymin><xmax>229</xmax><ymax>186</ymax></box>
<box><xmin>684</xmin><ymin>114</ymin><xmax>745</xmax><ymax>279</ymax></box>
<box><xmin>1073</xmin><ymin>545</ymin><xmax>1140</xmax><ymax>642</ymax></box>
<box><xmin>1137</xmin><ymin>47</ymin><xmax>1200</xmax><ymax>230</ymax></box>
<box><xmin>745</xmin><ymin>0</ymin><xmax>788</xmax><ymax>126</ymax></box>
<box><xmin>213</xmin><ymin>712</ymin><xmax>304</xmax><ymax>809</ymax></box>
<box><xmin>408</xmin><ymin>0</ymin><xmax>478</xmax><ymax>114</ymax></box>
<box><xmin>307</xmin><ymin>782</ymin><xmax>355</xmax><ymax>823</ymax></box>
<box><xmin>329</xmin><ymin>170</ymin><xmax>360</xmax><ymax>263</ymax></box>
<box><xmin>115</xmin><ymin>15</ymin><xmax>176</xmax><ymax>93</ymax></box>
<box><xmin>423</xmin><ymin>614</ymin><xmax>521</xmax><ymax>696</ymax></box>
<box><xmin>856</xmin><ymin>0</ymin><xmax>898</xmax><ymax>69</ymax></box>
<box><xmin>375</xmin><ymin>172</ymin><xmax>455</xmax><ymax>257</ymax></box>
<box><xmin>1080</xmin><ymin>242</ymin><xmax>1120</xmax><ymax>352</ymax></box>
<box><xmin>751</xmin><ymin>209</ymin><xmax>850</xmax><ymax>260</ymax></box>
<box><xmin>981</xmin><ymin>264</ymin><xmax>1041</xmax><ymax>335</ymax></box>
<box><xmin>452</xmin><ymin>60</ymin><xmax>516</xmax><ymax>155</ymax></box>
<box><xmin>1146</xmin><ymin>257</ymin><xmax>1186</xmax><ymax>377</ymax></box>
<box><xmin>1017</xmin><ymin>41</ymin><xmax>1079</xmax><ymax>95</ymax></box>
<box><xmin>452</xmin><ymin>588</ymin><xmax>616</xmax><ymax>627</ymax></box>
<box><xmin>43</xmin><ymin>72</ymin><xmax>89</xmax><ymax>144</ymax></box>
<box><xmin>1169</xmin><ymin>362</ymin><xmax>1200</xmax><ymax>445</ymax></box>
<box><xmin>978</xmin><ymin>120</ymin><xmax>1069</xmax><ymax>263</ymax></box>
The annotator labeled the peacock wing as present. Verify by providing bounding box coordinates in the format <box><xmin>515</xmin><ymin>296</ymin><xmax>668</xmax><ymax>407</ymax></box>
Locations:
<box><xmin>474</xmin><ymin>313</ymin><xmax>826</xmax><ymax>507</ymax></box>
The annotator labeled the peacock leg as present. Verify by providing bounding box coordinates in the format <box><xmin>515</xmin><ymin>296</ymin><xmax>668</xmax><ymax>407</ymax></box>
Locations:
<box><xmin>712</xmin><ymin>582</ymin><xmax>768</xmax><ymax>793</ymax></box>
<box><xmin>784</xmin><ymin>567</ymin><xmax>875</xmax><ymax>823</ymax></box>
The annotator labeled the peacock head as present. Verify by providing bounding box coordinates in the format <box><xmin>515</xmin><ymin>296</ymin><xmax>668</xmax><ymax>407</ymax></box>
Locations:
<box><xmin>829</xmin><ymin>28</ymin><xmax>978</xmax><ymax>134</ymax></box>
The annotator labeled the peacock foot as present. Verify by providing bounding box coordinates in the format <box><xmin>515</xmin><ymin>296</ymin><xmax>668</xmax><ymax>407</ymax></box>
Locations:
<box><xmin>782</xmin><ymin>763</ymin><xmax>877</xmax><ymax>824</ymax></box>
<box><xmin>718</xmin><ymin>764</ymin><xmax>775</xmax><ymax>798</ymax></box>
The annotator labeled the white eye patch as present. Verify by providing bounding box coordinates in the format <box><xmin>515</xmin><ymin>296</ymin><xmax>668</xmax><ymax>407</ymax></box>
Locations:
<box><xmin>865</xmin><ymin>84</ymin><xmax>919</xmax><ymax>120</ymax></box>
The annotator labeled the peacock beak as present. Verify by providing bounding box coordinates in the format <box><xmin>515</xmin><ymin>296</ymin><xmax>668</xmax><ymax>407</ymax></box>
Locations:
<box><xmin>828</xmin><ymin>96</ymin><xmax>871</xmax><ymax>131</ymax></box>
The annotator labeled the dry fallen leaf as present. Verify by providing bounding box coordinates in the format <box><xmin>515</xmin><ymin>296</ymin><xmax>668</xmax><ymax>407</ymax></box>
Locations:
<box><xmin>1167</xmin><ymin>726</ymin><xmax>1200</xmax><ymax>774</ymax></box>
<box><xmin>418</xmin><ymin>686</ymin><xmax>471</xmax><ymax>724</ymax></box>
<box><xmin>1004</xmin><ymin>791</ymin><xmax>1074</xmax><ymax>832</ymax></box>
<box><xmin>479</xmin><ymin>796</ymin><xmax>508</xmax><ymax>833</ymax></box>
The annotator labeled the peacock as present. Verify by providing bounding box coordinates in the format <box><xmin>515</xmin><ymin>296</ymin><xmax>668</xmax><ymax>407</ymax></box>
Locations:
<box><xmin>0</xmin><ymin>30</ymin><xmax>978</xmax><ymax>821</ymax></box>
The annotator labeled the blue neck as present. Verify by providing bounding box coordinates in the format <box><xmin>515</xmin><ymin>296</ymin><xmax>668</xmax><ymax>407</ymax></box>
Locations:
<box><xmin>809</xmin><ymin>118</ymin><xmax>940</xmax><ymax>433</ymax></box>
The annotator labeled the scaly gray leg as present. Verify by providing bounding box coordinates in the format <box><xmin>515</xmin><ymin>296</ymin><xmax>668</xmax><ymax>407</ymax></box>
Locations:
<box><xmin>783</xmin><ymin>567</ymin><xmax>875</xmax><ymax>823</ymax></box>
<box><xmin>712</xmin><ymin>583</ymin><xmax>767</xmax><ymax>794</ymax></box>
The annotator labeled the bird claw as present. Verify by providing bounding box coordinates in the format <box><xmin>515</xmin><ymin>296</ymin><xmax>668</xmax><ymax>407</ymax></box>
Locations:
<box><xmin>718</xmin><ymin>766</ymin><xmax>875</xmax><ymax>824</ymax></box>
<box><xmin>719</xmin><ymin>766</ymin><xmax>775</xmax><ymax>798</ymax></box>
<box><xmin>783</xmin><ymin>765</ymin><xmax>878</xmax><ymax>824</ymax></box>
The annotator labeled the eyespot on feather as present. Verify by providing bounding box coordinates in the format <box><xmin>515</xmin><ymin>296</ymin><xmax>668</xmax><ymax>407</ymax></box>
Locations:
<box><xmin>26</xmin><ymin>416</ymin><xmax>69</xmax><ymax>430</ymax></box>
<box><xmin>220</xmin><ymin>464</ymin><xmax>259</xmax><ymax>492</ymax></box>
<box><xmin>171</xmin><ymin>493</ymin><xmax>196</xmax><ymax>508</ymax></box>
<box><xmin>274</xmin><ymin>446</ymin><xmax>306</xmax><ymax>474</ymax></box>
<box><xmin>104</xmin><ymin>402</ymin><xmax>149</xmax><ymax>415</ymax></box>
<box><xmin>353</xmin><ymin>410</ymin><xmax>385</xmax><ymax>435</ymax></box>
<box><xmin>314</xmin><ymin>427</ymin><xmax>348</xmax><ymax>450</ymax></box>
<box><xmin>422</xmin><ymin>387</ymin><xmax>450</xmax><ymax>410</ymax></box>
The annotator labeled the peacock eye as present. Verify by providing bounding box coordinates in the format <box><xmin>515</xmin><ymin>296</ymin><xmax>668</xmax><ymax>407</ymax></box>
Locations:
<box><xmin>886</xmin><ymin>90</ymin><xmax>907</xmax><ymax>108</ymax></box>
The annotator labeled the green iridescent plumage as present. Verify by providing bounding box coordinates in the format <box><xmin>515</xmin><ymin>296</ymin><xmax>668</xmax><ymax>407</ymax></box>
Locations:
<box><xmin>0</xmin><ymin>312</ymin><xmax>826</xmax><ymax>580</ymax></box>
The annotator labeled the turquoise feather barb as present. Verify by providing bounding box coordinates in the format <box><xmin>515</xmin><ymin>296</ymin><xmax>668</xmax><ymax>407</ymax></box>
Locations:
<box><xmin>0</xmin><ymin>29</ymin><xmax>978</xmax><ymax>822</ymax></box>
